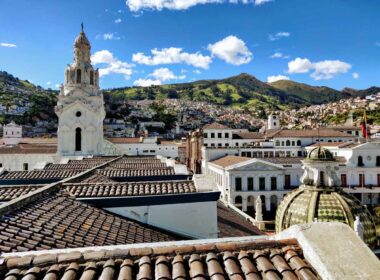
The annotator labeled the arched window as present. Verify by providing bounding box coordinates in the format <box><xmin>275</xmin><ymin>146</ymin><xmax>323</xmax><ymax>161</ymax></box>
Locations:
<box><xmin>270</xmin><ymin>195</ymin><xmax>278</xmax><ymax>210</ymax></box>
<box><xmin>75</xmin><ymin>127</ymin><xmax>82</xmax><ymax>152</ymax></box>
<box><xmin>286</xmin><ymin>140</ymin><xmax>290</xmax><ymax>146</ymax></box>
<box><xmin>76</xmin><ymin>69</ymin><xmax>81</xmax><ymax>84</ymax></box>
<box><xmin>358</xmin><ymin>156</ymin><xmax>364</xmax><ymax>167</ymax></box>
<box><xmin>90</xmin><ymin>71</ymin><xmax>94</xmax><ymax>85</ymax></box>
<box><xmin>291</xmin><ymin>141</ymin><xmax>295</xmax><ymax>146</ymax></box>
<box><xmin>234</xmin><ymin>196</ymin><xmax>242</xmax><ymax>204</ymax></box>
<box><xmin>297</xmin><ymin>140</ymin><xmax>301</xmax><ymax>146</ymax></box>
<box><xmin>275</xmin><ymin>140</ymin><xmax>280</xmax><ymax>146</ymax></box>
<box><xmin>319</xmin><ymin>171</ymin><xmax>325</xmax><ymax>187</ymax></box>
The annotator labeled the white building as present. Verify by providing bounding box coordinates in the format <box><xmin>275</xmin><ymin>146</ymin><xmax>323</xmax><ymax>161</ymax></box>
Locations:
<box><xmin>206</xmin><ymin>155</ymin><xmax>303</xmax><ymax>216</ymax></box>
<box><xmin>3</xmin><ymin>122</ymin><xmax>22</xmax><ymax>145</ymax></box>
<box><xmin>55</xmin><ymin>26</ymin><xmax>105</xmax><ymax>156</ymax></box>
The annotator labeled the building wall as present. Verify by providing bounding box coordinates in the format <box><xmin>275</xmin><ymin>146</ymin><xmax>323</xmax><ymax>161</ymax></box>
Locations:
<box><xmin>114</xmin><ymin>143</ymin><xmax>179</xmax><ymax>158</ymax></box>
<box><xmin>105</xmin><ymin>201</ymin><xmax>218</xmax><ymax>239</ymax></box>
<box><xmin>0</xmin><ymin>153</ymin><xmax>57</xmax><ymax>171</ymax></box>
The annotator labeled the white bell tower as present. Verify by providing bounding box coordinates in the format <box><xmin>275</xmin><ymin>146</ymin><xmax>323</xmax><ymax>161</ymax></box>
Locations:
<box><xmin>268</xmin><ymin>114</ymin><xmax>280</xmax><ymax>130</ymax></box>
<box><xmin>55</xmin><ymin>24</ymin><xmax>105</xmax><ymax>156</ymax></box>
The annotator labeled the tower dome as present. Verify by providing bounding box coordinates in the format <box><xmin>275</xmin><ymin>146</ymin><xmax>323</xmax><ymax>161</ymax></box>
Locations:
<box><xmin>307</xmin><ymin>146</ymin><xmax>335</xmax><ymax>161</ymax></box>
<box><xmin>74</xmin><ymin>31</ymin><xmax>90</xmax><ymax>48</ymax></box>
<box><xmin>275</xmin><ymin>148</ymin><xmax>377</xmax><ymax>246</ymax></box>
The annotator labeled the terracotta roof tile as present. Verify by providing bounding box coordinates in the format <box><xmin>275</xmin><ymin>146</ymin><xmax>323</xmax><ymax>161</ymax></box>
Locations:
<box><xmin>0</xmin><ymin>144</ymin><xmax>57</xmax><ymax>154</ymax></box>
<box><xmin>210</xmin><ymin>156</ymin><xmax>251</xmax><ymax>168</ymax></box>
<box><xmin>0</xmin><ymin>239</ymin><xmax>319</xmax><ymax>280</ymax></box>
<box><xmin>0</xmin><ymin>170</ymin><xmax>82</xmax><ymax>180</ymax></box>
<box><xmin>0</xmin><ymin>192</ymin><xmax>180</xmax><ymax>253</ymax></box>
<box><xmin>203</xmin><ymin>123</ymin><xmax>230</xmax><ymax>130</ymax></box>
<box><xmin>98</xmin><ymin>168</ymin><xmax>175</xmax><ymax>178</ymax></box>
<box><xmin>267</xmin><ymin>129</ymin><xmax>355</xmax><ymax>138</ymax></box>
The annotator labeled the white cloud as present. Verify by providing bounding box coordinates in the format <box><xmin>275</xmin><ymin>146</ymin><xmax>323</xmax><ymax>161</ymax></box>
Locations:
<box><xmin>132</xmin><ymin>47</ymin><xmax>212</xmax><ymax>69</ymax></box>
<box><xmin>352</xmin><ymin>72</ymin><xmax>359</xmax><ymax>79</ymax></box>
<box><xmin>207</xmin><ymin>35</ymin><xmax>252</xmax><ymax>65</ymax></box>
<box><xmin>149</xmin><ymin>67</ymin><xmax>186</xmax><ymax>81</ymax></box>
<box><xmin>288</xmin><ymin>58</ymin><xmax>313</xmax><ymax>74</ymax></box>
<box><xmin>375</xmin><ymin>42</ymin><xmax>380</xmax><ymax>47</ymax></box>
<box><xmin>1</xmin><ymin>43</ymin><xmax>17</xmax><ymax>48</ymax></box>
<box><xmin>114</xmin><ymin>18</ymin><xmax>122</xmax><ymax>24</ymax></box>
<box><xmin>287</xmin><ymin>57</ymin><xmax>352</xmax><ymax>80</ymax></box>
<box><xmin>126</xmin><ymin>0</ymin><xmax>270</xmax><ymax>12</ymax></box>
<box><xmin>269</xmin><ymin>32</ymin><xmax>290</xmax><ymax>41</ymax></box>
<box><xmin>267</xmin><ymin>75</ymin><xmax>290</xmax><ymax>83</ymax></box>
<box><xmin>254</xmin><ymin>0</ymin><xmax>272</xmax><ymax>5</ymax></box>
<box><xmin>270</xmin><ymin>52</ymin><xmax>289</xmax><ymax>59</ymax></box>
<box><xmin>97</xmin><ymin>33</ymin><xmax>121</xmax><ymax>40</ymax></box>
<box><xmin>133</xmin><ymin>78</ymin><xmax>162</xmax><ymax>87</ymax></box>
<box><xmin>193</xmin><ymin>69</ymin><xmax>201</xmax><ymax>74</ymax></box>
<box><xmin>91</xmin><ymin>50</ymin><xmax>134</xmax><ymax>79</ymax></box>
<box><xmin>46</xmin><ymin>81</ymin><xmax>51</xmax><ymax>86</ymax></box>
<box><xmin>55</xmin><ymin>84</ymin><xmax>60</xmax><ymax>88</ymax></box>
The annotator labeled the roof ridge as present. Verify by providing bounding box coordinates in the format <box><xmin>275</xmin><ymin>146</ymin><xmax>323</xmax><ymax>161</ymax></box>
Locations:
<box><xmin>0</xmin><ymin>156</ymin><xmax>123</xmax><ymax>216</ymax></box>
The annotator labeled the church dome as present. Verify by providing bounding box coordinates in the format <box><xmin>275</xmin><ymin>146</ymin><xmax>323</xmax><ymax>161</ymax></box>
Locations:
<box><xmin>307</xmin><ymin>146</ymin><xmax>335</xmax><ymax>161</ymax></box>
<box><xmin>74</xmin><ymin>31</ymin><xmax>90</xmax><ymax>48</ymax></box>
<box><xmin>276</xmin><ymin>186</ymin><xmax>377</xmax><ymax>246</ymax></box>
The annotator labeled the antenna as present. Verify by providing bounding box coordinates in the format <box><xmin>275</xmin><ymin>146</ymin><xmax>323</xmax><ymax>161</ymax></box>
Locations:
<box><xmin>81</xmin><ymin>22</ymin><xmax>84</xmax><ymax>32</ymax></box>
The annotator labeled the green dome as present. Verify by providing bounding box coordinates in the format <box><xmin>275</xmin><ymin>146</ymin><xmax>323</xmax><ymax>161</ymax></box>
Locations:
<box><xmin>307</xmin><ymin>146</ymin><xmax>335</xmax><ymax>161</ymax></box>
<box><xmin>276</xmin><ymin>186</ymin><xmax>377</xmax><ymax>246</ymax></box>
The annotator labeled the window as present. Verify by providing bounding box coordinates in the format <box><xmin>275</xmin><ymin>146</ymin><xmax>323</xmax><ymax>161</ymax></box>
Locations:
<box><xmin>90</xmin><ymin>71</ymin><xmax>94</xmax><ymax>85</ymax></box>
<box><xmin>23</xmin><ymin>163</ymin><xmax>28</xmax><ymax>171</ymax></box>
<box><xmin>225</xmin><ymin>133</ymin><xmax>229</xmax><ymax>138</ymax></box>
<box><xmin>76</xmin><ymin>69</ymin><xmax>81</xmax><ymax>83</ymax></box>
<box><xmin>203</xmin><ymin>133</ymin><xmax>208</xmax><ymax>138</ymax></box>
<box><xmin>271</xmin><ymin>177</ymin><xmax>277</xmax><ymax>190</ymax></box>
<box><xmin>297</xmin><ymin>140</ymin><xmax>301</xmax><ymax>146</ymax></box>
<box><xmin>359</xmin><ymin>174</ymin><xmax>365</xmax><ymax>187</ymax></box>
<box><xmin>143</xmin><ymin>150</ymin><xmax>148</xmax><ymax>153</ymax></box>
<box><xmin>211</xmin><ymin>143</ymin><xmax>215</xmax><ymax>147</ymax></box>
<box><xmin>235</xmin><ymin>177</ymin><xmax>242</xmax><ymax>191</ymax></box>
<box><xmin>319</xmin><ymin>171</ymin><xmax>325</xmax><ymax>187</ymax></box>
<box><xmin>0</xmin><ymin>163</ymin><xmax>3</xmax><ymax>168</ymax></box>
<box><xmin>225</xmin><ymin>143</ymin><xmax>229</xmax><ymax>147</ymax></box>
<box><xmin>218</xmin><ymin>143</ymin><xmax>222</xmax><ymax>147</ymax></box>
<box><xmin>285</xmin><ymin>175</ymin><xmax>291</xmax><ymax>188</ymax></box>
<box><xmin>75</xmin><ymin>128</ymin><xmax>81</xmax><ymax>152</ymax></box>
<box><xmin>358</xmin><ymin>156</ymin><xmax>364</xmax><ymax>167</ymax></box>
<box><xmin>291</xmin><ymin>141</ymin><xmax>295</xmax><ymax>146</ymax></box>
<box><xmin>341</xmin><ymin>174</ymin><xmax>347</xmax><ymax>188</ymax></box>
<box><xmin>218</xmin><ymin>133</ymin><xmax>222</xmax><ymax>138</ymax></box>
<box><xmin>377</xmin><ymin>174</ymin><xmax>380</xmax><ymax>187</ymax></box>
<box><xmin>377</xmin><ymin>156</ymin><xmax>380</xmax><ymax>167</ymax></box>
<box><xmin>248</xmin><ymin>177</ymin><xmax>254</xmax><ymax>191</ymax></box>
<box><xmin>235</xmin><ymin>143</ymin><xmax>239</xmax><ymax>147</ymax></box>
<box><xmin>259</xmin><ymin>177</ymin><xmax>265</xmax><ymax>190</ymax></box>
<box><xmin>286</xmin><ymin>140</ymin><xmax>290</xmax><ymax>146</ymax></box>
<box><xmin>235</xmin><ymin>196</ymin><xmax>242</xmax><ymax>204</ymax></box>
<box><xmin>76</xmin><ymin>111</ymin><xmax>81</xmax><ymax>117</ymax></box>
<box><xmin>150</xmin><ymin>150</ymin><xmax>155</xmax><ymax>153</ymax></box>
<box><xmin>211</xmin><ymin>133</ymin><xmax>215</xmax><ymax>138</ymax></box>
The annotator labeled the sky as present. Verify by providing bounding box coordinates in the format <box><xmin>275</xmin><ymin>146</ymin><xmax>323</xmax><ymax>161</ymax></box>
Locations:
<box><xmin>0</xmin><ymin>0</ymin><xmax>379</xmax><ymax>90</ymax></box>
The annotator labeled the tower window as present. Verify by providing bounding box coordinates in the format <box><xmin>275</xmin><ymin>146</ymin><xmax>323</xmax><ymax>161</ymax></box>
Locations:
<box><xmin>90</xmin><ymin>71</ymin><xmax>94</xmax><ymax>85</ymax></box>
<box><xmin>76</xmin><ymin>69</ymin><xmax>81</xmax><ymax>83</ymax></box>
<box><xmin>76</xmin><ymin>111</ymin><xmax>82</xmax><ymax>117</ymax></box>
<box><xmin>75</xmin><ymin>127</ymin><xmax>82</xmax><ymax>152</ymax></box>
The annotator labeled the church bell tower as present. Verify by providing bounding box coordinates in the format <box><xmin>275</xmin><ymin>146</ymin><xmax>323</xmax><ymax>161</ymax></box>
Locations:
<box><xmin>55</xmin><ymin>24</ymin><xmax>105</xmax><ymax>156</ymax></box>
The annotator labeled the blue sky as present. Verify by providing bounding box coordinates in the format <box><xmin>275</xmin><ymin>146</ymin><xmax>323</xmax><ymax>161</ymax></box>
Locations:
<box><xmin>0</xmin><ymin>0</ymin><xmax>379</xmax><ymax>90</ymax></box>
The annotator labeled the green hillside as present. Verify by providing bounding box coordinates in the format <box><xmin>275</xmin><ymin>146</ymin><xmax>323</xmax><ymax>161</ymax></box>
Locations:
<box><xmin>269</xmin><ymin>79</ymin><xmax>351</xmax><ymax>104</ymax></box>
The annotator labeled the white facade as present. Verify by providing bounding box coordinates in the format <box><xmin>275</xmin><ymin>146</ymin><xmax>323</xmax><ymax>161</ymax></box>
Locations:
<box><xmin>55</xmin><ymin>28</ymin><xmax>105</xmax><ymax>156</ymax></box>
<box><xmin>113</xmin><ymin>138</ymin><xmax>179</xmax><ymax>158</ymax></box>
<box><xmin>3</xmin><ymin>122</ymin><xmax>22</xmax><ymax>145</ymax></box>
<box><xmin>0</xmin><ymin>153</ymin><xmax>57</xmax><ymax>171</ymax></box>
<box><xmin>268</xmin><ymin>114</ymin><xmax>280</xmax><ymax>130</ymax></box>
<box><xmin>207</xmin><ymin>157</ymin><xmax>303</xmax><ymax>214</ymax></box>
<box><xmin>105</xmin><ymin>201</ymin><xmax>218</xmax><ymax>239</ymax></box>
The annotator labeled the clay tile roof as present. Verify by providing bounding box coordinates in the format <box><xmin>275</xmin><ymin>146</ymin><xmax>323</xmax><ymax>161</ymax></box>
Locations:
<box><xmin>0</xmin><ymin>191</ymin><xmax>181</xmax><ymax>253</ymax></box>
<box><xmin>268</xmin><ymin>129</ymin><xmax>355</xmax><ymax>138</ymax></box>
<box><xmin>233</xmin><ymin>132</ymin><xmax>265</xmax><ymax>139</ymax></box>
<box><xmin>0</xmin><ymin>185</ymin><xmax>44</xmax><ymax>202</ymax></box>
<box><xmin>209</xmin><ymin>156</ymin><xmax>251</xmax><ymax>168</ymax></box>
<box><xmin>217</xmin><ymin>202</ymin><xmax>263</xmax><ymax>238</ymax></box>
<box><xmin>63</xmin><ymin>180</ymin><xmax>197</xmax><ymax>198</ymax></box>
<box><xmin>98</xmin><ymin>168</ymin><xmax>175</xmax><ymax>178</ymax></box>
<box><xmin>203</xmin><ymin>123</ymin><xmax>229</xmax><ymax>130</ymax></box>
<box><xmin>108</xmin><ymin>137</ymin><xmax>142</xmax><ymax>144</ymax></box>
<box><xmin>260</xmin><ymin>158</ymin><xmax>303</xmax><ymax>165</ymax></box>
<box><xmin>0</xmin><ymin>143</ymin><xmax>57</xmax><ymax>154</ymax></box>
<box><xmin>0</xmin><ymin>238</ymin><xmax>320</xmax><ymax>280</ymax></box>
<box><xmin>0</xmin><ymin>170</ymin><xmax>83</xmax><ymax>180</ymax></box>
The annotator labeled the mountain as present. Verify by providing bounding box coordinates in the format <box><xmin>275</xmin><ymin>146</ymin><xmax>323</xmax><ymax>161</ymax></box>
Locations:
<box><xmin>269</xmin><ymin>79</ymin><xmax>351</xmax><ymax>104</ymax></box>
<box><xmin>342</xmin><ymin>86</ymin><xmax>380</xmax><ymax>97</ymax></box>
<box><xmin>0</xmin><ymin>71</ymin><xmax>58</xmax><ymax>125</ymax></box>
<box><xmin>105</xmin><ymin>73</ymin><xmax>368</xmax><ymax>111</ymax></box>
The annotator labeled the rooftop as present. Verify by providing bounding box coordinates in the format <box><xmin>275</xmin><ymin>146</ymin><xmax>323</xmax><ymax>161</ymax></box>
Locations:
<box><xmin>203</xmin><ymin>123</ymin><xmax>230</xmax><ymax>130</ymax></box>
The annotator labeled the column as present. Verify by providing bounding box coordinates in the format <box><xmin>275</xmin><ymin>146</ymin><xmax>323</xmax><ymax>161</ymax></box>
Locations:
<box><xmin>242</xmin><ymin>196</ymin><xmax>248</xmax><ymax>212</ymax></box>
<box><xmin>265</xmin><ymin>195</ymin><xmax>271</xmax><ymax>212</ymax></box>
<box><xmin>254</xmin><ymin>176</ymin><xmax>259</xmax><ymax>191</ymax></box>
<box><xmin>265</xmin><ymin>175</ymin><xmax>270</xmax><ymax>191</ymax></box>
